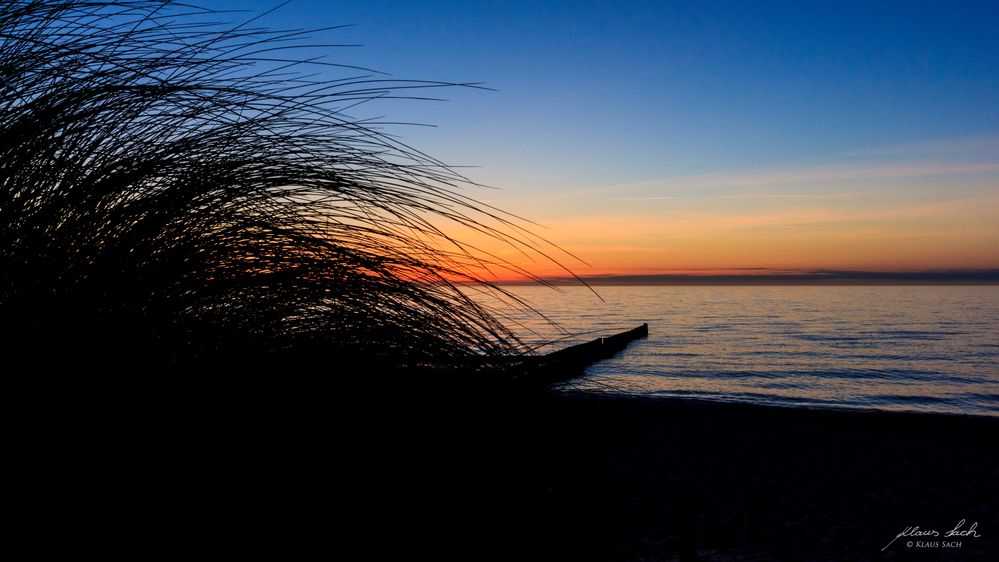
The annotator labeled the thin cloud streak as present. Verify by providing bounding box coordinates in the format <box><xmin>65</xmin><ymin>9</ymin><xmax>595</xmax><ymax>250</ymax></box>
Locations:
<box><xmin>495</xmin><ymin>135</ymin><xmax>999</xmax><ymax>205</ymax></box>
<box><xmin>525</xmin><ymin>160</ymin><xmax>999</xmax><ymax>202</ymax></box>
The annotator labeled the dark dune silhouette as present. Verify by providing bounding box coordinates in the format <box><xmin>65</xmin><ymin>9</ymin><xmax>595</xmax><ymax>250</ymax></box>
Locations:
<box><xmin>0</xmin><ymin>2</ymin><xmax>594</xmax><ymax>558</ymax></box>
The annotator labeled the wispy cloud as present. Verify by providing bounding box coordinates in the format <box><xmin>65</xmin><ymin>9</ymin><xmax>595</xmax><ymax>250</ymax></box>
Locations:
<box><xmin>503</xmin><ymin>136</ymin><xmax>999</xmax><ymax>204</ymax></box>
<box><xmin>619</xmin><ymin>193</ymin><xmax>853</xmax><ymax>201</ymax></box>
<box><xmin>841</xmin><ymin>135</ymin><xmax>999</xmax><ymax>159</ymax></box>
<box><xmin>540</xmin><ymin>161</ymin><xmax>999</xmax><ymax>203</ymax></box>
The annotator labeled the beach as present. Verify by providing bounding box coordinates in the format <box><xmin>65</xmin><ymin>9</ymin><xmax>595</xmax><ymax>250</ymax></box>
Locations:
<box><xmin>63</xmin><ymin>377</ymin><xmax>998</xmax><ymax>561</ymax></box>
<box><xmin>539</xmin><ymin>393</ymin><xmax>998</xmax><ymax>560</ymax></box>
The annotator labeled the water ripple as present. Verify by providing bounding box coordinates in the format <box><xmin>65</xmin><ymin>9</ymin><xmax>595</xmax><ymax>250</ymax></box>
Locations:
<box><xmin>485</xmin><ymin>285</ymin><xmax>999</xmax><ymax>417</ymax></box>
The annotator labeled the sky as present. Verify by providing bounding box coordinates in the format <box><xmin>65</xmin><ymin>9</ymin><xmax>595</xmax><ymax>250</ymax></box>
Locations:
<box><xmin>214</xmin><ymin>0</ymin><xmax>999</xmax><ymax>278</ymax></box>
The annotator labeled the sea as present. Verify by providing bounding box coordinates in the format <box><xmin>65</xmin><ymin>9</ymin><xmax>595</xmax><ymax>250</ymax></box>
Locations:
<box><xmin>486</xmin><ymin>285</ymin><xmax>999</xmax><ymax>417</ymax></box>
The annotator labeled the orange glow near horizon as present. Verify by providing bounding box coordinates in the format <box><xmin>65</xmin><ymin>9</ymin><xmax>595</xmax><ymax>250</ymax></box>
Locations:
<box><xmin>436</xmin><ymin>155</ymin><xmax>999</xmax><ymax>281</ymax></box>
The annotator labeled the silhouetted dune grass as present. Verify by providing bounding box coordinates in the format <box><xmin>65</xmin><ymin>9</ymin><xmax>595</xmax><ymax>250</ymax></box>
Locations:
<box><xmin>2</xmin><ymin>3</ymin><xmax>604</xmax><ymax>558</ymax></box>
<box><xmin>0</xmin><ymin>0</ymin><xmax>572</xmax><ymax>372</ymax></box>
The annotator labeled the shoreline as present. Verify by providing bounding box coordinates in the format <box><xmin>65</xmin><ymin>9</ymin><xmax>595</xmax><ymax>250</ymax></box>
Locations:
<box><xmin>558</xmin><ymin>389</ymin><xmax>999</xmax><ymax>419</ymax></box>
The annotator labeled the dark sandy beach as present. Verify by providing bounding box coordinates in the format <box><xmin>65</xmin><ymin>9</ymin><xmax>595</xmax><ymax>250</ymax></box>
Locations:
<box><xmin>539</xmin><ymin>394</ymin><xmax>998</xmax><ymax>560</ymax></box>
<box><xmin>77</xmin><ymin>382</ymin><xmax>997</xmax><ymax>561</ymax></box>
<box><xmin>245</xmin><ymin>384</ymin><xmax>997</xmax><ymax>560</ymax></box>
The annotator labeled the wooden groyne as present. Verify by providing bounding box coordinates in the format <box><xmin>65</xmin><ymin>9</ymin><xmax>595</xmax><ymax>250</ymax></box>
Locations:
<box><xmin>540</xmin><ymin>323</ymin><xmax>648</xmax><ymax>364</ymax></box>
<box><xmin>526</xmin><ymin>323</ymin><xmax>649</xmax><ymax>386</ymax></box>
<box><xmin>421</xmin><ymin>323</ymin><xmax>649</xmax><ymax>388</ymax></box>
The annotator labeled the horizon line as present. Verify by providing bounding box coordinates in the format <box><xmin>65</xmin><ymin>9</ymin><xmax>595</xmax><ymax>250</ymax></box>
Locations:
<box><xmin>484</xmin><ymin>269</ymin><xmax>999</xmax><ymax>286</ymax></box>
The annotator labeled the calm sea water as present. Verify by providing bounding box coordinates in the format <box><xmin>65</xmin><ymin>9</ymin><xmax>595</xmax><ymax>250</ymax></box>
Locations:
<box><xmin>486</xmin><ymin>285</ymin><xmax>999</xmax><ymax>417</ymax></box>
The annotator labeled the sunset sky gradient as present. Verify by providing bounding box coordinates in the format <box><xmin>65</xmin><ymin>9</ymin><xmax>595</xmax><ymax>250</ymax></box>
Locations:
<box><xmin>225</xmin><ymin>0</ymin><xmax>998</xmax><ymax>278</ymax></box>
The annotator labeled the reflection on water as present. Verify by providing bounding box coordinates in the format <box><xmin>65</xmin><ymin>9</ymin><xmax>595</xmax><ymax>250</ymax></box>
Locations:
<box><xmin>483</xmin><ymin>285</ymin><xmax>999</xmax><ymax>416</ymax></box>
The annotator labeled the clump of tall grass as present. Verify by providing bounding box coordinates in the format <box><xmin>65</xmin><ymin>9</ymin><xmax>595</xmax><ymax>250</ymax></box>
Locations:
<box><xmin>0</xmin><ymin>0</ymin><xmax>571</xmax><ymax>372</ymax></box>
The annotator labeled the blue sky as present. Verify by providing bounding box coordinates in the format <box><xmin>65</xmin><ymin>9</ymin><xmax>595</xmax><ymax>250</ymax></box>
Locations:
<box><xmin>201</xmin><ymin>1</ymin><xmax>999</xmax><ymax>274</ymax></box>
<box><xmin>223</xmin><ymin>0</ymin><xmax>999</xmax><ymax>183</ymax></box>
